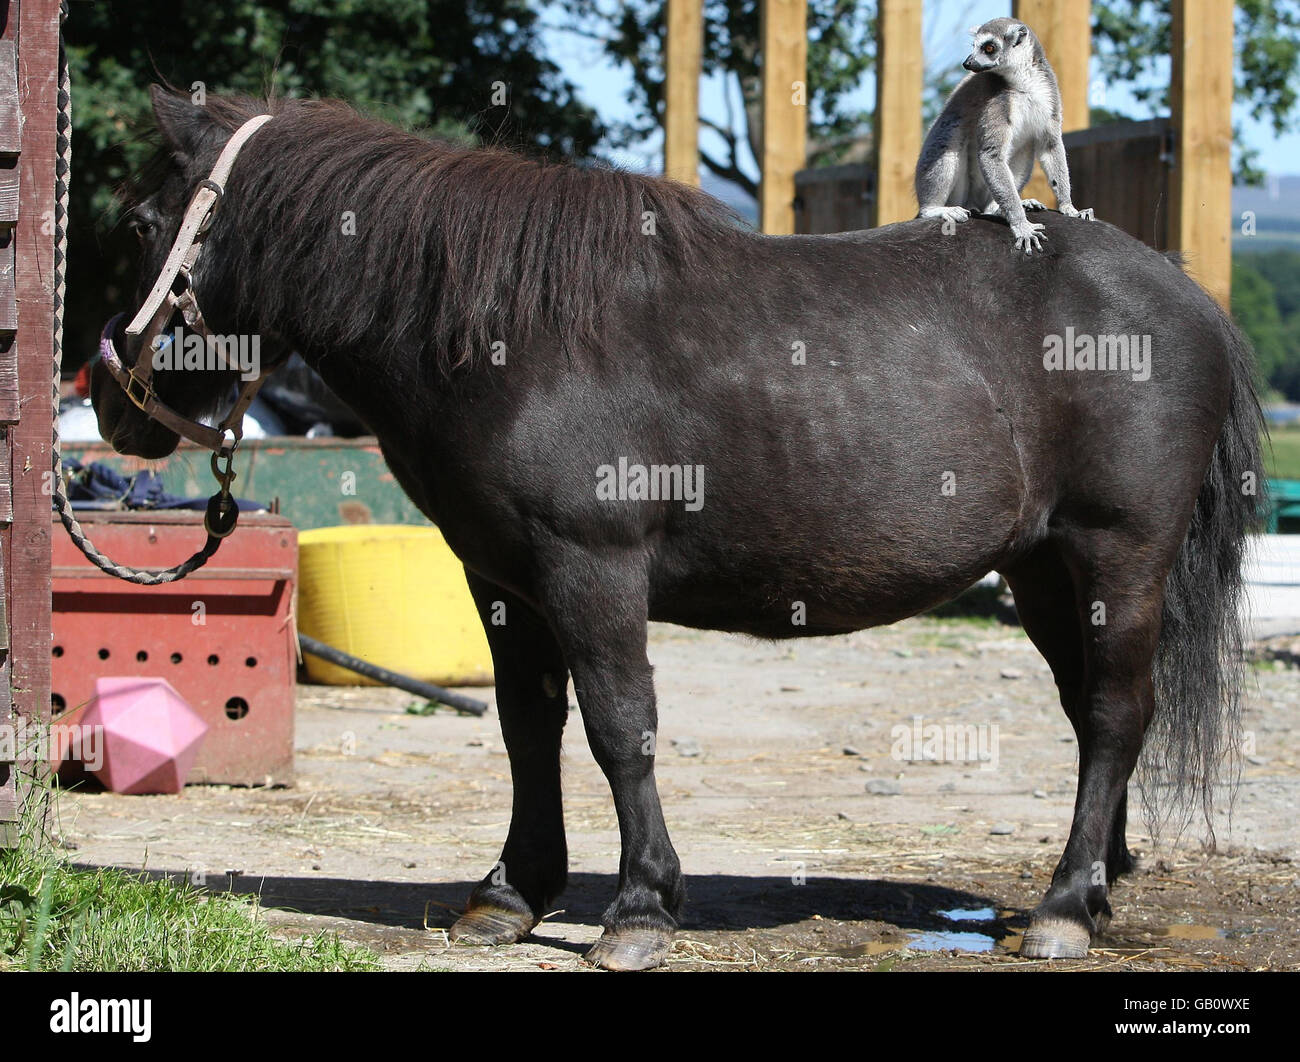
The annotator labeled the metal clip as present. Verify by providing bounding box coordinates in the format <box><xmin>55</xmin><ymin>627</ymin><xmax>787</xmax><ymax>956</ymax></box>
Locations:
<box><xmin>211</xmin><ymin>447</ymin><xmax>238</xmax><ymax>491</ymax></box>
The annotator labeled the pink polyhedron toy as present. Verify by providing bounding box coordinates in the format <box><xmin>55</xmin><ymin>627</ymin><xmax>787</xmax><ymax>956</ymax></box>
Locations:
<box><xmin>81</xmin><ymin>677</ymin><xmax>209</xmax><ymax>794</ymax></box>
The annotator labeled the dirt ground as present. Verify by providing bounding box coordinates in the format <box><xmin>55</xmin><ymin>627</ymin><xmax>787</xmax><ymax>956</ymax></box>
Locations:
<box><xmin>55</xmin><ymin>615</ymin><xmax>1300</xmax><ymax>971</ymax></box>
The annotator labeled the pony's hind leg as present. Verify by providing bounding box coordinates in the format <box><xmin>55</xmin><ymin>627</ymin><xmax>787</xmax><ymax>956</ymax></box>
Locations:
<box><xmin>1012</xmin><ymin>531</ymin><xmax>1166</xmax><ymax>959</ymax></box>
<box><xmin>449</xmin><ymin>573</ymin><xmax>570</xmax><ymax>946</ymax></box>
<box><xmin>1107</xmin><ymin>794</ymin><xmax>1135</xmax><ymax>883</ymax></box>
<box><xmin>1003</xmin><ymin>546</ymin><xmax>1136</xmax><ymax>895</ymax></box>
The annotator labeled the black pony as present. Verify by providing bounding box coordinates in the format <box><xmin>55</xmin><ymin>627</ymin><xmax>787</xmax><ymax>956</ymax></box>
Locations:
<box><xmin>93</xmin><ymin>88</ymin><xmax>1264</xmax><ymax>970</ymax></box>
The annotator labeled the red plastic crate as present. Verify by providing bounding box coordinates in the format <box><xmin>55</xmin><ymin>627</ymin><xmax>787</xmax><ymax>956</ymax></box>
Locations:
<box><xmin>51</xmin><ymin>511</ymin><xmax>296</xmax><ymax>786</ymax></box>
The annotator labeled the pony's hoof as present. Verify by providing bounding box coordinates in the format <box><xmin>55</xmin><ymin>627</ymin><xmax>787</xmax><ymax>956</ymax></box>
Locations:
<box><xmin>448</xmin><ymin>905</ymin><xmax>537</xmax><ymax>946</ymax></box>
<box><xmin>585</xmin><ymin>928</ymin><xmax>674</xmax><ymax>971</ymax></box>
<box><xmin>1020</xmin><ymin>918</ymin><xmax>1091</xmax><ymax>959</ymax></box>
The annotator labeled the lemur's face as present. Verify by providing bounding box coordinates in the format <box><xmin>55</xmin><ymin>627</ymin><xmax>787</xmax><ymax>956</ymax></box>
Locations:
<box><xmin>963</xmin><ymin>21</ymin><xmax>1031</xmax><ymax>74</ymax></box>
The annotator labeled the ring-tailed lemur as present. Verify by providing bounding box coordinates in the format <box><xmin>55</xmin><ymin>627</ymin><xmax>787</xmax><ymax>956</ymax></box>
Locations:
<box><xmin>914</xmin><ymin>17</ymin><xmax>1094</xmax><ymax>254</ymax></box>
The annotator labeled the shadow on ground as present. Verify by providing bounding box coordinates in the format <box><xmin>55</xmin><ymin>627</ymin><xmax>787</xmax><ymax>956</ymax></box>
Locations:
<box><xmin>78</xmin><ymin>864</ymin><xmax>1024</xmax><ymax>944</ymax></box>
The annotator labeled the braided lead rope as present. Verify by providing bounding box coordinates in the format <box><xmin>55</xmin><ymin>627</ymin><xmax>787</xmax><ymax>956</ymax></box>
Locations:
<box><xmin>50</xmin><ymin>6</ymin><xmax>221</xmax><ymax>583</ymax></box>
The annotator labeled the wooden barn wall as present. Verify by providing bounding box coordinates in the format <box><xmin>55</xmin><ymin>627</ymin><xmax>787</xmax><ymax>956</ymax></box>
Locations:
<box><xmin>1</xmin><ymin>0</ymin><xmax>58</xmax><ymax>839</ymax></box>
<box><xmin>794</xmin><ymin>163</ymin><xmax>874</xmax><ymax>236</ymax></box>
<box><xmin>1062</xmin><ymin>119</ymin><xmax>1172</xmax><ymax>251</ymax></box>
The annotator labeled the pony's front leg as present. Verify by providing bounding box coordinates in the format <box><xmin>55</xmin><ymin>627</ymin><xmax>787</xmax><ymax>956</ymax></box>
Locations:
<box><xmin>449</xmin><ymin>573</ymin><xmax>570</xmax><ymax>946</ymax></box>
<box><xmin>542</xmin><ymin>549</ymin><xmax>683</xmax><ymax>971</ymax></box>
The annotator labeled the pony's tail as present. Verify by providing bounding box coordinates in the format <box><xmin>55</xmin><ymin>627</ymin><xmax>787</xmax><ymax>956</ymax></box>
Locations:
<box><xmin>1143</xmin><ymin>308</ymin><xmax>1266</xmax><ymax>842</ymax></box>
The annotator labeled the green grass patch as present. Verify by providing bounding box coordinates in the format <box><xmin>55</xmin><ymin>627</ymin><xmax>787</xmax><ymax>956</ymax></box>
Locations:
<box><xmin>1</xmin><ymin>783</ymin><xmax>379</xmax><ymax>972</ymax></box>
<box><xmin>1266</xmin><ymin>425</ymin><xmax>1300</xmax><ymax>481</ymax></box>
<box><xmin>917</xmin><ymin>613</ymin><xmax>1004</xmax><ymax>629</ymax></box>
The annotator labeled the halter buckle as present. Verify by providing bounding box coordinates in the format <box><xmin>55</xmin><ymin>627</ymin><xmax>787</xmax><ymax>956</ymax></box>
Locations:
<box><xmin>194</xmin><ymin>180</ymin><xmax>224</xmax><ymax>235</ymax></box>
<box><xmin>124</xmin><ymin>370</ymin><xmax>154</xmax><ymax>412</ymax></box>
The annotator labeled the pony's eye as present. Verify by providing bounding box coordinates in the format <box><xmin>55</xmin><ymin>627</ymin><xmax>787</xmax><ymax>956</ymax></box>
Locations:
<box><xmin>129</xmin><ymin>216</ymin><xmax>156</xmax><ymax>240</ymax></box>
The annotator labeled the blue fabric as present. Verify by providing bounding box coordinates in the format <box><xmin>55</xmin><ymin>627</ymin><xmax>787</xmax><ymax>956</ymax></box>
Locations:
<box><xmin>60</xmin><ymin>458</ymin><xmax>264</xmax><ymax>512</ymax></box>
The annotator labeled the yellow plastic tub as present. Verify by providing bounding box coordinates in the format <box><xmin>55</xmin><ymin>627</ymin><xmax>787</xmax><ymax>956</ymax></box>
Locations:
<box><xmin>297</xmin><ymin>525</ymin><xmax>493</xmax><ymax>687</ymax></box>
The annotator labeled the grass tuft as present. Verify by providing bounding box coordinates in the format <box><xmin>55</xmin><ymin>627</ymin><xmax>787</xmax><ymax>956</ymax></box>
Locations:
<box><xmin>1</xmin><ymin>775</ymin><xmax>379</xmax><ymax>972</ymax></box>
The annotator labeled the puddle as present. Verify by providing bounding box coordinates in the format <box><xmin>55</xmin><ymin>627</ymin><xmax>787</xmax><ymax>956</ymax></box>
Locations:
<box><xmin>937</xmin><ymin>906</ymin><xmax>997</xmax><ymax>923</ymax></box>
<box><xmin>805</xmin><ymin>906</ymin><xmax>1028</xmax><ymax>959</ymax></box>
<box><xmin>909</xmin><ymin>930</ymin><xmax>998</xmax><ymax>952</ymax></box>
<box><xmin>908</xmin><ymin>906</ymin><xmax>1011</xmax><ymax>951</ymax></box>
<box><xmin>1156</xmin><ymin>924</ymin><xmax>1227</xmax><ymax>940</ymax></box>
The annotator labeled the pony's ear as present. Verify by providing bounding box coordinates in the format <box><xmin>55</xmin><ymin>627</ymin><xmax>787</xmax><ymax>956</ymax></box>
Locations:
<box><xmin>149</xmin><ymin>84</ymin><xmax>211</xmax><ymax>160</ymax></box>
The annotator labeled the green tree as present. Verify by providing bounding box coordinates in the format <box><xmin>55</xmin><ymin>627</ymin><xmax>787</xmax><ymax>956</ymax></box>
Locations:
<box><xmin>1243</xmin><ymin>249</ymin><xmax>1300</xmax><ymax>399</ymax></box>
<box><xmin>1233</xmin><ymin>257</ymin><xmax>1288</xmax><ymax>389</ymax></box>
<box><xmin>1250</xmin><ymin>249</ymin><xmax>1300</xmax><ymax>318</ymax></box>
<box><xmin>557</xmin><ymin>0</ymin><xmax>878</xmax><ymax>198</ymax></box>
<box><xmin>1282</xmin><ymin>315</ymin><xmax>1300</xmax><ymax>396</ymax></box>
<box><xmin>1093</xmin><ymin>0</ymin><xmax>1300</xmax><ymax>183</ymax></box>
<box><xmin>64</xmin><ymin>0</ymin><xmax>603</xmax><ymax>367</ymax></box>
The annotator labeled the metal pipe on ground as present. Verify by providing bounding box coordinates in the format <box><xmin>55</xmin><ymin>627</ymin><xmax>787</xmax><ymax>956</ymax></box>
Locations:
<box><xmin>297</xmin><ymin>633</ymin><xmax>489</xmax><ymax>716</ymax></box>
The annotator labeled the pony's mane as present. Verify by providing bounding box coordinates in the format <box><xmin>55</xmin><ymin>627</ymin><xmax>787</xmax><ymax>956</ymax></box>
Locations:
<box><xmin>147</xmin><ymin>94</ymin><xmax>745</xmax><ymax>373</ymax></box>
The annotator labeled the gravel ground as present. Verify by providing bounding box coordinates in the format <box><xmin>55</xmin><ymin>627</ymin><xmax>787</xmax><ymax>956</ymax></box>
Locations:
<box><xmin>55</xmin><ymin>615</ymin><xmax>1300</xmax><ymax>971</ymax></box>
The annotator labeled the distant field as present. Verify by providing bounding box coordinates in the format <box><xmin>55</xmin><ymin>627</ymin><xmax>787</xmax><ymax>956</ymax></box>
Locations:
<box><xmin>1267</xmin><ymin>425</ymin><xmax>1300</xmax><ymax>480</ymax></box>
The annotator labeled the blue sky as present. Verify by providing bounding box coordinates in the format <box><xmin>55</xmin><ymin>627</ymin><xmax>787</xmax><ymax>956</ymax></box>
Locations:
<box><xmin>537</xmin><ymin>1</ymin><xmax>1300</xmax><ymax>182</ymax></box>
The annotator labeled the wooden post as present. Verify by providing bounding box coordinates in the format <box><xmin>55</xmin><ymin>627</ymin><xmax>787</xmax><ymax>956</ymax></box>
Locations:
<box><xmin>663</xmin><ymin>0</ymin><xmax>703</xmax><ymax>185</ymax></box>
<box><xmin>0</xmin><ymin>1</ymin><xmax>18</xmax><ymax>843</ymax></box>
<box><xmin>2</xmin><ymin>0</ymin><xmax>59</xmax><ymax>841</ymax></box>
<box><xmin>1014</xmin><ymin>0</ymin><xmax>1091</xmax><ymax>208</ymax></box>
<box><xmin>873</xmin><ymin>0</ymin><xmax>923</xmax><ymax>225</ymax></box>
<box><xmin>759</xmin><ymin>0</ymin><xmax>807</xmax><ymax>234</ymax></box>
<box><xmin>1170</xmin><ymin>0</ymin><xmax>1234</xmax><ymax>309</ymax></box>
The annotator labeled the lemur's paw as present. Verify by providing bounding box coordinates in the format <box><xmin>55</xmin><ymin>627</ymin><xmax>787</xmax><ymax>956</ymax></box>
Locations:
<box><xmin>1061</xmin><ymin>205</ymin><xmax>1095</xmax><ymax>220</ymax></box>
<box><xmin>1011</xmin><ymin>220</ymin><xmax>1047</xmax><ymax>255</ymax></box>
<box><xmin>1021</xmin><ymin>198</ymin><xmax>1047</xmax><ymax>211</ymax></box>
<box><xmin>921</xmin><ymin>206</ymin><xmax>971</xmax><ymax>225</ymax></box>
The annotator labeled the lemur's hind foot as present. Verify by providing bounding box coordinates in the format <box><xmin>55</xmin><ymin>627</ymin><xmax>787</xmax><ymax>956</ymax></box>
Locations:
<box><xmin>920</xmin><ymin>205</ymin><xmax>971</xmax><ymax>226</ymax></box>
